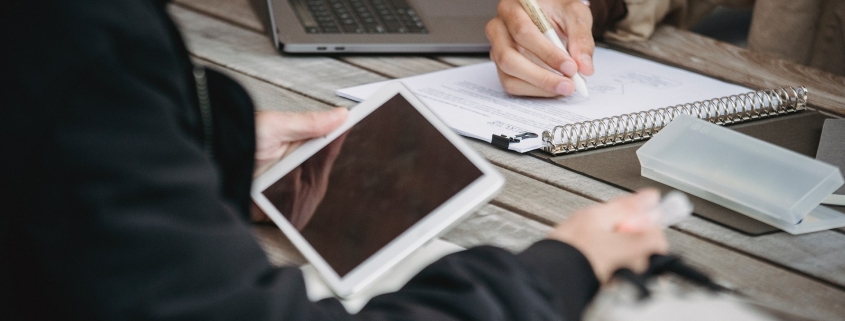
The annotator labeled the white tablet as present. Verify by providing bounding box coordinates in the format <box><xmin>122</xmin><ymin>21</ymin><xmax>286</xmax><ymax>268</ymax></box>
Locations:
<box><xmin>251</xmin><ymin>82</ymin><xmax>504</xmax><ymax>298</ymax></box>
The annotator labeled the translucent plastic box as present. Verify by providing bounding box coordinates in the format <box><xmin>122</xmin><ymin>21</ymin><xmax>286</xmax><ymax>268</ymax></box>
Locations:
<box><xmin>637</xmin><ymin>115</ymin><xmax>845</xmax><ymax>235</ymax></box>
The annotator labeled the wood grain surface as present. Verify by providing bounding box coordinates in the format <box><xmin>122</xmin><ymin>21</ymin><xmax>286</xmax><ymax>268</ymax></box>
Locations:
<box><xmin>168</xmin><ymin>1</ymin><xmax>845</xmax><ymax>319</ymax></box>
<box><xmin>340</xmin><ymin>56</ymin><xmax>453</xmax><ymax>79</ymax></box>
<box><xmin>175</xmin><ymin>0</ymin><xmax>266</xmax><ymax>32</ymax></box>
<box><xmin>194</xmin><ymin>58</ymin><xmax>335</xmax><ymax>113</ymax></box>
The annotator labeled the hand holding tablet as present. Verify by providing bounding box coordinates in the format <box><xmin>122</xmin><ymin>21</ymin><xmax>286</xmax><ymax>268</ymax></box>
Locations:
<box><xmin>251</xmin><ymin>83</ymin><xmax>504</xmax><ymax>298</ymax></box>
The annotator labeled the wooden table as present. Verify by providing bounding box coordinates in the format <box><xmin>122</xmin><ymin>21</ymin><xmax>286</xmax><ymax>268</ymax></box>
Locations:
<box><xmin>168</xmin><ymin>1</ymin><xmax>845</xmax><ymax>319</ymax></box>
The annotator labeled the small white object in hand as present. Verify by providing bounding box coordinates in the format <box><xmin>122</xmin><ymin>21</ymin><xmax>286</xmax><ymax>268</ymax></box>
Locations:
<box><xmin>652</xmin><ymin>191</ymin><xmax>694</xmax><ymax>227</ymax></box>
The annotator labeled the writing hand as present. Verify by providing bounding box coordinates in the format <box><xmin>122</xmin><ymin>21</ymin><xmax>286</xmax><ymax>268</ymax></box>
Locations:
<box><xmin>487</xmin><ymin>0</ymin><xmax>595</xmax><ymax>97</ymax></box>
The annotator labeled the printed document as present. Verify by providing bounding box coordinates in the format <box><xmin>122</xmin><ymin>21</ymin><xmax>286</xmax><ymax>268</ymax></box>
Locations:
<box><xmin>336</xmin><ymin>47</ymin><xmax>751</xmax><ymax>152</ymax></box>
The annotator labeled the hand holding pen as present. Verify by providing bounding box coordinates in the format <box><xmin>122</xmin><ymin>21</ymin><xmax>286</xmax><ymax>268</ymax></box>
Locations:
<box><xmin>547</xmin><ymin>190</ymin><xmax>671</xmax><ymax>284</ymax></box>
<box><xmin>617</xmin><ymin>191</ymin><xmax>694</xmax><ymax>232</ymax></box>
<box><xmin>486</xmin><ymin>0</ymin><xmax>595</xmax><ymax>97</ymax></box>
<box><xmin>546</xmin><ymin>189</ymin><xmax>693</xmax><ymax>284</ymax></box>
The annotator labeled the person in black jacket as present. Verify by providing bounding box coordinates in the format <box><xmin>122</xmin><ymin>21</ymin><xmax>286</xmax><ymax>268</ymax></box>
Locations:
<box><xmin>0</xmin><ymin>0</ymin><xmax>667</xmax><ymax>320</ymax></box>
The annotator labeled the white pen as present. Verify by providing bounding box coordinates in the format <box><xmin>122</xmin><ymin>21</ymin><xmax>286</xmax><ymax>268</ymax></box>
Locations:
<box><xmin>518</xmin><ymin>0</ymin><xmax>589</xmax><ymax>97</ymax></box>
<box><xmin>617</xmin><ymin>191</ymin><xmax>694</xmax><ymax>232</ymax></box>
<box><xmin>650</xmin><ymin>191</ymin><xmax>694</xmax><ymax>227</ymax></box>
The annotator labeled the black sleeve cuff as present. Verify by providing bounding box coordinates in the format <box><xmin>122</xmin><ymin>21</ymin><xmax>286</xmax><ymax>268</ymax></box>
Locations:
<box><xmin>516</xmin><ymin>239</ymin><xmax>600</xmax><ymax>320</ymax></box>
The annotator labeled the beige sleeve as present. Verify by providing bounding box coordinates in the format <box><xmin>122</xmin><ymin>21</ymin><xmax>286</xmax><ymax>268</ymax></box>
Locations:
<box><xmin>603</xmin><ymin>0</ymin><xmax>675</xmax><ymax>42</ymax></box>
<box><xmin>747</xmin><ymin>0</ymin><xmax>823</xmax><ymax>64</ymax></box>
<box><xmin>808</xmin><ymin>0</ymin><xmax>845</xmax><ymax>76</ymax></box>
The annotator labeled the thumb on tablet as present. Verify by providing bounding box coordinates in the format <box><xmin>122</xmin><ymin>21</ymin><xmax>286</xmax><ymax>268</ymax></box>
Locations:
<box><xmin>254</xmin><ymin>108</ymin><xmax>349</xmax><ymax>177</ymax></box>
<box><xmin>273</xmin><ymin>108</ymin><xmax>349</xmax><ymax>141</ymax></box>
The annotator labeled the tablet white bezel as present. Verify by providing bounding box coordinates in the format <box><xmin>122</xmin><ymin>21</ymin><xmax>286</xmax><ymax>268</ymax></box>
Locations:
<box><xmin>251</xmin><ymin>82</ymin><xmax>504</xmax><ymax>298</ymax></box>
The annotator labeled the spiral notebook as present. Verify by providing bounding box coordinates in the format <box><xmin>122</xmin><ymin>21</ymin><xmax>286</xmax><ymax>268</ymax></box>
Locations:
<box><xmin>337</xmin><ymin>47</ymin><xmax>807</xmax><ymax>155</ymax></box>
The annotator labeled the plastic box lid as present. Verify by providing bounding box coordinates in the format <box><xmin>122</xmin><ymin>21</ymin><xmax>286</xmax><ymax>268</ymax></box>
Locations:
<box><xmin>637</xmin><ymin>115</ymin><xmax>845</xmax><ymax>234</ymax></box>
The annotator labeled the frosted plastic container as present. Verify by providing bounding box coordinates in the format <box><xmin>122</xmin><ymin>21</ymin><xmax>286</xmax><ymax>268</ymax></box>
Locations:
<box><xmin>637</xmin><ymin>114</ymin><xmax>845</xmax><ymax>235</ymax></box>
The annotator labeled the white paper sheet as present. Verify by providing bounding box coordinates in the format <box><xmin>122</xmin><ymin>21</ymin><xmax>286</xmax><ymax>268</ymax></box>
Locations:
<box><xmin>337</xmin><ymin>47</ymin><xmax>752</xmax><ymax>152</ymax></box>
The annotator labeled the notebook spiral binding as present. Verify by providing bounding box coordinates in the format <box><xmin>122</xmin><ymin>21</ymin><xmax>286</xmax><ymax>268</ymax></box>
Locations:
<box><xmin>542</xmin><ymin>86</ymin><xmax>808</xmax><ymax>155</ymax></box>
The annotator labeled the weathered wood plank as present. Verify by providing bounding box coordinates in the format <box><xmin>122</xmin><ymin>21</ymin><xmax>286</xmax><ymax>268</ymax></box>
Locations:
<box><xmin>466</xmin><ymin>139</ymin><xmax>845</xmax><ymax>290</ymax></box>
<box><xmin>442</xmin><ymin>204</ymin><xmax>550</xmax><ymax>253</ymax></box>
<box><xmin>434</xmin><ymin>56</ymin><xmax>491</xmax><ymax>67</ymax></box>
<box><xmin>169</xmin><ymin>5</ymin><xmax>384</xmax><ymax>107</ymax></box>
<box><xmin>195</xmin><ymin>58</ymin><xmax>334</xmax><ymax>113</ymax></box>
<box><xmin>609</xmin><ymin>26</ymin><xmax>845</xmax><ymax>117</ymax></box>
<box><xmin>339</xmin><ymin>56</ymin><xmax>453</xmax><ymax>79</ymax></box>
<box><xmin>664</xmin><ymin>227</ymin><xmax>845</xmax><ymax>321</ymax></box>
<box><xmin>674</xmin><ymin>218</ymin><xmax>845</xmax><ymax>284</ymax></box>
<box><xmin>491</xmin><ymin>168</ymin><xmax>595</xmax><ymax>225</ymax></box>
<box><xmin>175</xmin><ymin>0</ymin><xmax>266</xmax><ymax>33</ymax></box>
<box><xmin>468</xmin><ymin>140</ymin><xmax>628</xmax><ymax>201</ymax></box>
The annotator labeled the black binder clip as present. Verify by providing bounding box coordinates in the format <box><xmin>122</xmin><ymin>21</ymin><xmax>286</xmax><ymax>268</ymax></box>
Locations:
<box><xmin>491</xmin><ymin>132</ymin><xmax>538</xmax><ymax>150</ymax></box>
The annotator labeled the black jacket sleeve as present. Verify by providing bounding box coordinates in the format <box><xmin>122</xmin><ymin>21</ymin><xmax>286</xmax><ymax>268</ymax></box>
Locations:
<box><xmin>360</xmin><ymin>241</ymin><xmax>599</xmax><ymax>321</ymax></box>
<box><xmin>0</xmin><ymin>1</ymin><xmax>598</xmax><ymax>320</ymax></box>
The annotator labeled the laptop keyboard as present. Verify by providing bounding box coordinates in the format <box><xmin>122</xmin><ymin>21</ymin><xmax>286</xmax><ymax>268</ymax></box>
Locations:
<box><xmin>290</xmin><ymin>0</ymin><xmax>428</xmax><ymax>34</ymax></box>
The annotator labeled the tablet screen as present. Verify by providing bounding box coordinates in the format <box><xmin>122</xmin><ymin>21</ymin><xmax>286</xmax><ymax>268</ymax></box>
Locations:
<box><xmin>262</xmin><ymin>94</ymin><xmax>483</xmax><ymax>276</ymax></box>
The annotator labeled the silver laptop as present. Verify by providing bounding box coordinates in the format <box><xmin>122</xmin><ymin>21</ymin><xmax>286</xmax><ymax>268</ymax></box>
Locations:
<box><xmin>267</xmin><ymin>0</ymin><xmax>499</xmax><ymax>53</ymax></box>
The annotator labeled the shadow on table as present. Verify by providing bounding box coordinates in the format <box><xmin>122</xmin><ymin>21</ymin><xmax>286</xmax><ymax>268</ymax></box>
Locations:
<box><xmin>248</xmin><ymin>0</ymin><xmax>274</xmax><ymax>39</ymax></box>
